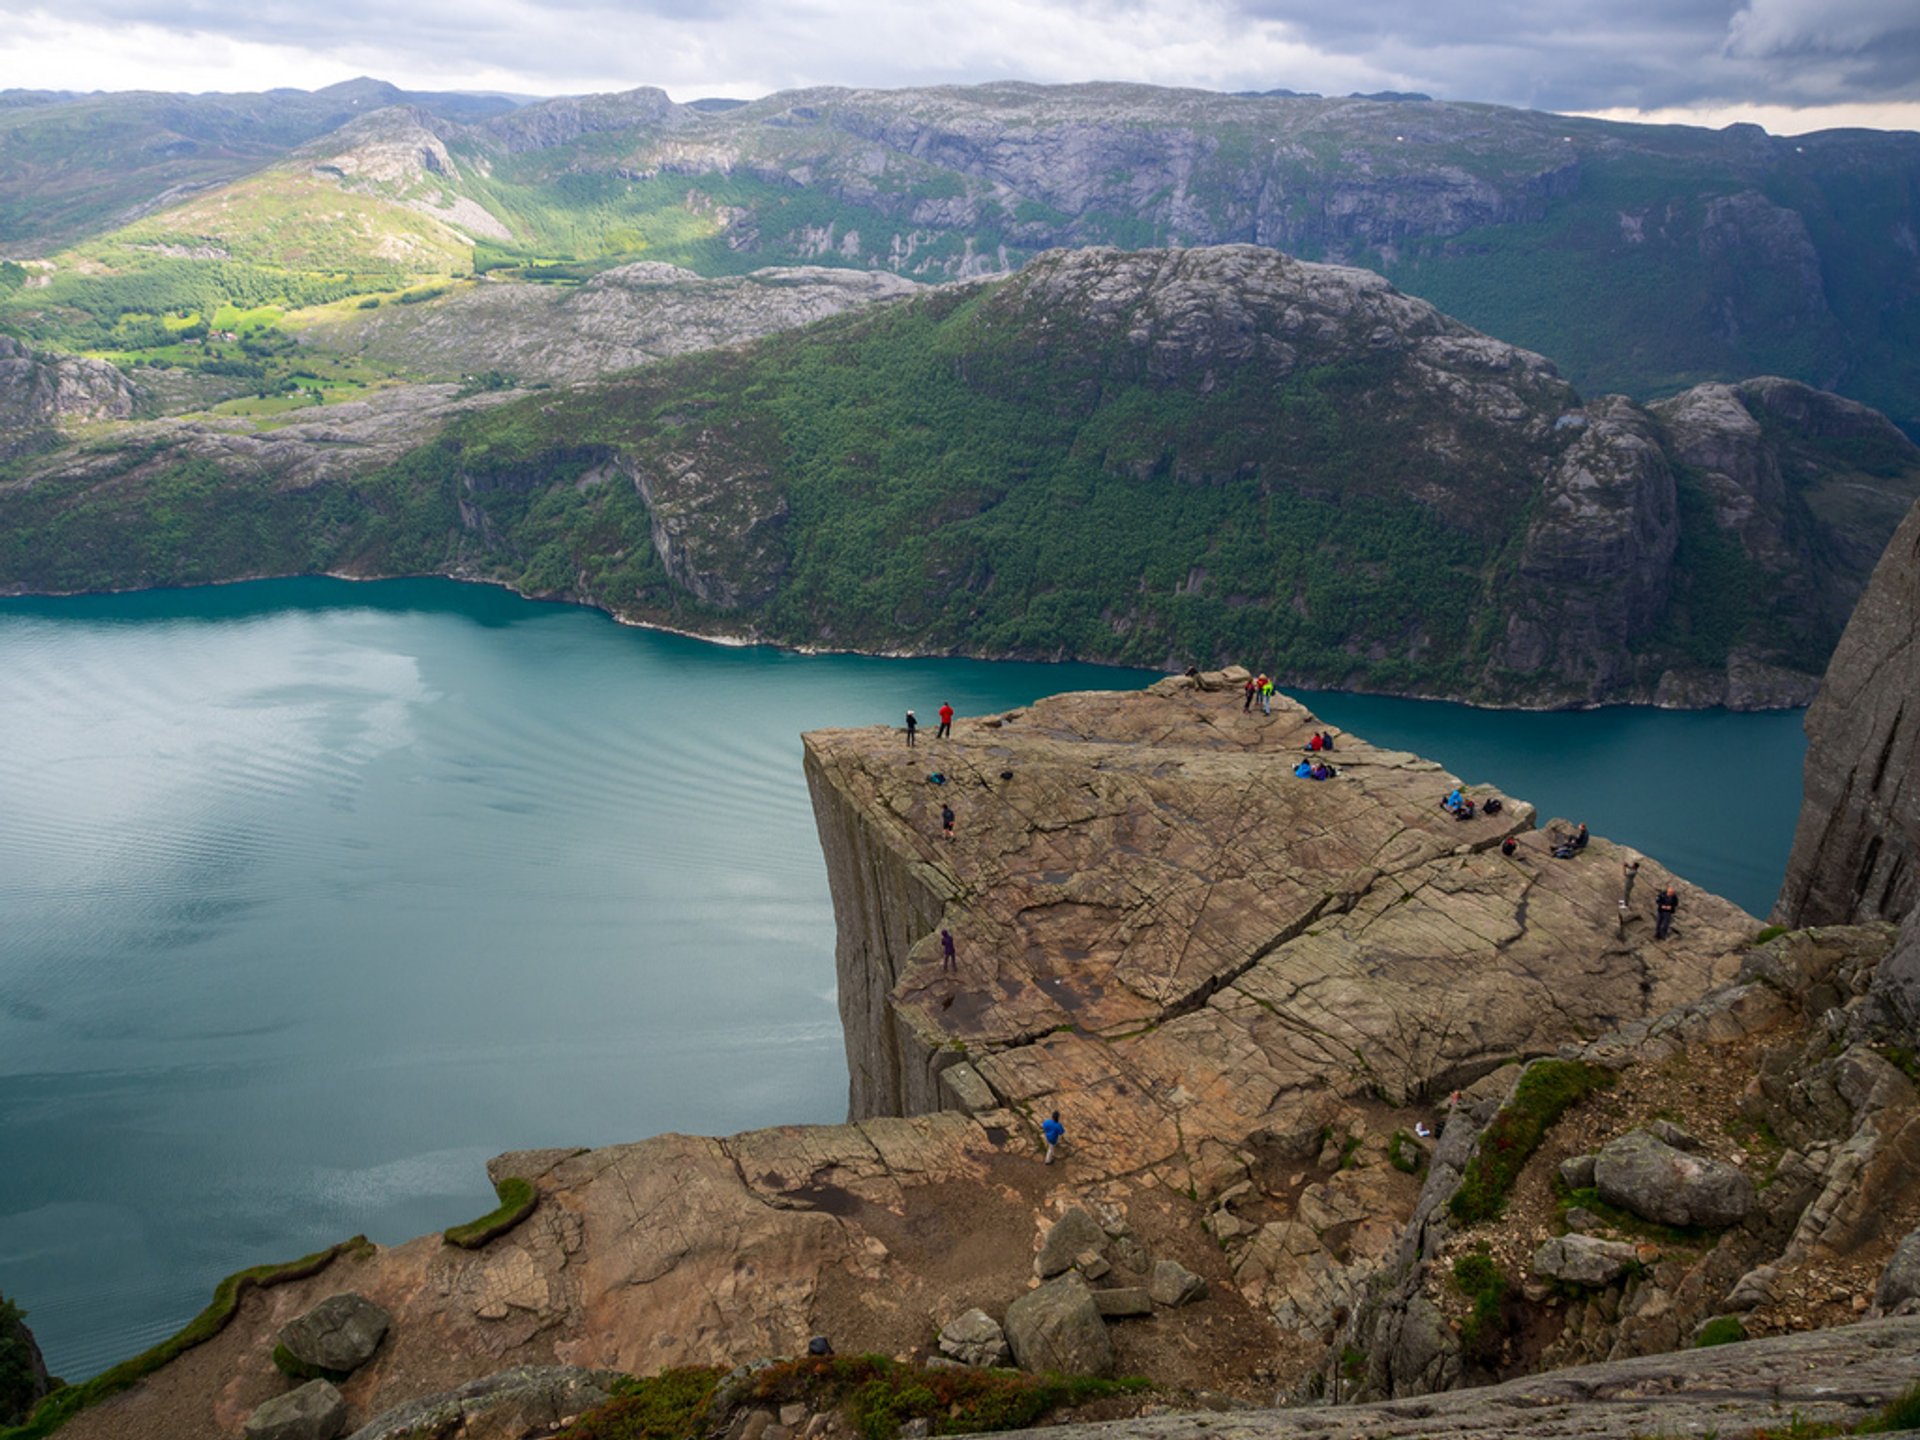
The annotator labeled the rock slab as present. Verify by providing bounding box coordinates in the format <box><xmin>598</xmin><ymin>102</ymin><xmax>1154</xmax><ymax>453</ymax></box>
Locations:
<box><xmin>1532</xmin><ymin>1234</ymin><xmax>1642</xmax><ymax>1287</ymax></box>
<box><xmin>937</xmin><ymin>1309</ymin><xmax>1011</xmax><ymax>1368</ymax></box>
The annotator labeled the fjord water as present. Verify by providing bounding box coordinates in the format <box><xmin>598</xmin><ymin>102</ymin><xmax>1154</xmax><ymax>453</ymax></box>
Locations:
<box><xmin>1</xmin><ymin>579</ymin><xmax>1804</xmax><ymax>1379</ymax></box>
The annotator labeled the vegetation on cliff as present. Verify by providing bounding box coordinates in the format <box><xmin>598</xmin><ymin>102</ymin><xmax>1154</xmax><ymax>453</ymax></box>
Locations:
<box><xmin>13</xmin><ymin>246</ymin><xmax>1915</xmax><ymax>706</ymax></box>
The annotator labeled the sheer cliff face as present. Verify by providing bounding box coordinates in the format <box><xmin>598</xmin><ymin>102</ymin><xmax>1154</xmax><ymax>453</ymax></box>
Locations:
<box><xmin>1776</xmin><ymin>496</ymin><xmax>1920</xmax><ymax>929</ymax></box>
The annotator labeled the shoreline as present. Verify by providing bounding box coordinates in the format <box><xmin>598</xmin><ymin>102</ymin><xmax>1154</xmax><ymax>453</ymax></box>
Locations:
<box><xmin>0</xmin><ymin>567</ymin><xmax>1813</xmax><ymax>715</ymax></box>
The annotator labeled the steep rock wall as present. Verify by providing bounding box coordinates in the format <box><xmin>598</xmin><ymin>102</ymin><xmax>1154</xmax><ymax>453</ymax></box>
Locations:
<box><xmin>1776</xmin><ymin>496</ymin><xmax>1920</xmax><ymax>927</ymax></box>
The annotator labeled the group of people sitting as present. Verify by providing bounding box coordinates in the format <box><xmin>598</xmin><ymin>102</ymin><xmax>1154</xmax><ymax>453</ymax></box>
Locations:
<box><xmin>1441</xmin><ymin>788</ymin><xmax>1504</xmax><ymax>822</ymax></box>
<box><xmin>1304</xmin><ymin>730</ymin><xmax>1336</xmax><ymax>752</ymax></box>
<box><xmin>1551</xmin><ymin>822</ymin><xmax>1590</xmax><ymax>859</ymax></box>
<box><xmin>1294</xmin><ymin>758</ymin><xmax>1338</xmax><ymax>780</ymax></box>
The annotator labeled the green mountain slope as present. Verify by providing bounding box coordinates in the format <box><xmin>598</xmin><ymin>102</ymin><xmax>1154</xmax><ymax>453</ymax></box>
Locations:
<box><xmin>6</xmin><ymin>247</ymin><xmax>1915</xmax><ymax>707</ymax></box>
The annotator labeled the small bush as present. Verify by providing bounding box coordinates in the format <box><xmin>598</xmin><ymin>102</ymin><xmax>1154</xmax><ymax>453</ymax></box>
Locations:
<box><xmin>1695</xmin><ymin>1316</ymin><xmax>1748</xmax><ymax>1348</ymax></box>
<box><xmin>1858</xmin><ymin>1380</ymin><xmax>1920</xmax><ymax>1433</ymax></box>
<box><xmin>1450</xmin><ymin>1247</ymin><xmax>1509</xmax><ymax>1359</ymax></box>
<box><xmin>444</xmin><ymin>1177</ymin><xmax>537</xmax><ymax>1250</ymax></box>
<box><xmin>1449</xmin><ymin>1060</ymin><xmax>1615</xmax><ymax>1225</ymax></box>
<box><xmin>1387</xmin><ymin>1130</ymin><xmax>1425</xmax><ymax>1175</ymax></box>
<box><xmin>560</xmin><ymin>1367</ymin><xmax>723</xmax><ymax>1439</ymax></box>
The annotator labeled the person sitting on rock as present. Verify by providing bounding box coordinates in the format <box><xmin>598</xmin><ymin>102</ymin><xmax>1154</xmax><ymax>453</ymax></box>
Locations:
<box><xmin>1311</xmin><ymin>762</ymin><xmax>1334</xmax><ymax>780</ymax></box>
<box><xmin>1443</xmin><ymin>787</ymin><xmax>1463</xmax><ymax>812</ymax></box>
<box><xmin>1321</xmin><ymin>731</ymin><xmax>1335</xmax><ymax>751</ymax></box>
<box><xmin>1305</xmin><ymin>732</ymin><xmax>1323</xmax><ymax>752</ymax></box>
<box><xmin>1454</xmin><ymin>797</ymin><xmax>1476</xmax><ymax>820</ymax></box>
<box><xmin>1483</xmin><ymin>796</ymin><xmax>1502</xmax><ymax>815</ymax></box>
<box><xmin>1573</xmin><ymin>822</ymin><xmax>1590</xmax><ymax>850</ymax></box>
<box><xmin>1501</xmin><ymin>834</ymin><xmax>1519</xmax><ymax>857</ymax></box>
<box><xmin>1294</xmin><ymin>759</ymin><xmax>1314</xmax><ymax>778</ymax></box>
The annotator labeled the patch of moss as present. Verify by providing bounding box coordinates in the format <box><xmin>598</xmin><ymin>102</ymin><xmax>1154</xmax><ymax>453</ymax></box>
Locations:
<box><xmin>1557</xmin><ymin>1186</ymin><xmax>1717</xmax><ymax>1249</ymax></box>
<box><xmin>443</xmin><ymin>1176</ymin><xmax>538</xmax><ymax>1250</ymax></box>
<box><xmin>1695</xmin><ymin>1316</ymin><xmax>1748</xmax><ymax>1348</ymax></box>
<box><xmin>0</xmin><ymin>1238</ymin><xmax>364</xmax><ymax>1440</ymax></box>
<box><xmin>1753</xmin><ymin>924</ymin><xmax>1789</xmax><ymax>944</ymax></box>
<box><xmin>1449</xmin><ymin>1060</ymin><xmax>1615</xmax><ymax>1225</ymax></box>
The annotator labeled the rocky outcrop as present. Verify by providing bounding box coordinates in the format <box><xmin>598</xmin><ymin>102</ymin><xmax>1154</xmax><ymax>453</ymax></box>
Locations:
<box><xmin>307</xmin><ymin>264</ymin><xmax>920</xmax><ymax>385</ymax></box>
<box><xmin>0</xmin><ymin>337</ymin><xmax>137</xmax><ymax>457</ymax></box>
<box><xmin>344</xmin><ymin>1366</ymin><xmax>618</xmax><ymax>1440</ymax></box>
<box><xmin>1004</xmin><ymin>1276</ymin><xmax>1114</xmax><ymax>1377</ymax></box>
<box><xmin>805</xmin><ymin>679</ymin><xmax>1754</xmax><ymax>1121</ymax></box>
<box><xmin>1776</xmin><ymin>496</ymin><xmax>1920</xmax><ymax>929</ymax></box>
<box><xmin>0</xmin><ymin>1297</ymin><xmax>51</xmax><ymax>1427</ymax></box>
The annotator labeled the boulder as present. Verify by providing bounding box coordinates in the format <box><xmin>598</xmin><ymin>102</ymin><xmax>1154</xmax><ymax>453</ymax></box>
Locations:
<box><xmin>1148</xmin><ymin>1258</ymin><xmax>1208</xmax><ymax>1307</ymax></box>
<box><xmin>1558</xmin><ymin>1154</ymin><xmax>1597</xmax><ymax>1190</ymax></box>
<box><xmin>1532</xmin><ymin>1234</ymin><xmax>1642</xmax><ymax>1287</ymax></box>
<box><xmin>936</xmin><ymin>1309</ymin><xmax>1010</xmax><ymax>1368</ymax></box>
<box><xmin>1091</xmin><ymin>1287</ymin><xmax>1153</xmax><ymax>1318</ymax></box>
<box><xmin>1877</xmin><ymin>1227</ymin><xmax>1920</xmax><ymax>1312</ymax></box>
<box><xmin>245</xmin><ymin>1380</ymin><xmax>348</xmax><ymax>1440</ymax></box>
<box><xmin>1594</xmin><ymin>1130</ymin><xmax>1756</xmax><ymax>1229</ymax></box>
<box><xmin>1003</xmin><ymin>1277</ymin><xmax>1113</xmax><ymax>1376</ymax></box>
<box><xmin>277</xmin><ymin>1293</ymin><xmax>392</xmax><ymax>1378</ymax></box>
<box><xmin>1034</xmin><ymin>1207</ymin><xmax>1107</xmax><ymax>1279</ymax></box>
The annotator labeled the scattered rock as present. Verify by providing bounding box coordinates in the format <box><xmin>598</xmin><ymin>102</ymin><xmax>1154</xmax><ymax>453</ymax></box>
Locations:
<box><xmin>1035</xmin><ymin>1207</ymin><xmax>1107</xmax><ymax>1279</ymax></box>
<box><xmin>1564</xmin><ymin>1206</ymin><xmax>1600</xmax><ymax>1233</ymax></box>
<box><xmin>1594</xmin><ymin>1130</ymin><xmax>1756</xmax><ymax>1229</ymax></box>
<box><xmin>277</xmin><ymin>1293</ymin><xmax>392</xmax><ymax>1378</ymax></box>
<box><xmin>1149</xmin><ymin>1259</ymin><xmax>1208</xmax><ymax>1307</ymax></box>
<box><xmin>1532</xmin><ymin>1235</ymin><xmax>1643</xmax><ymax>1287</ymax></box>
<box><xmin>246</xmin><ymin>1380</ymin><xmax>348</xmax><ymax>1440</ymax></box>
<box><xmin>936</xmin><ymin>1309</ymin><xmax>1010</xmax><ymax>1368</ymax></box>
<box><xmin>1003</xmin><ymin>1276</ymin><xmax>1114</xmax><ymax>1376</ymax></box>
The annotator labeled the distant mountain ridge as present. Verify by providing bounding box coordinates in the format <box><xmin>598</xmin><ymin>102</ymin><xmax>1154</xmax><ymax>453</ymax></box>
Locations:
<box><xmin>2</xmin><ymin>79</ymin><xmax>1917</xmax><ymax>431</ymax></box>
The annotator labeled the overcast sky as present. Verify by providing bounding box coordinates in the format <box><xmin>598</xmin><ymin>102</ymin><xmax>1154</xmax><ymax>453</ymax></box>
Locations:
<box><xmin>2</xmin><ymin>0</ymin><xmax>1916</xmax><ymax>135</ymax></box>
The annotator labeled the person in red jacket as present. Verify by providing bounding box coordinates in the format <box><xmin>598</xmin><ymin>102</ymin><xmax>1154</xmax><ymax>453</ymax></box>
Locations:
<box><xmin>937</xmin><ymin>702</ymin><xmax>954</xmax><ymax>739</ymax></box>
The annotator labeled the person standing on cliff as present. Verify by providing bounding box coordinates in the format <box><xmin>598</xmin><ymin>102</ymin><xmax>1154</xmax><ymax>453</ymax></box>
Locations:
<box><xmin>1244</xmin><ymin>675</ymin><xmax>1257</xmax><ymax>712</ymax></box>
<box><xmin>938</xmin><ymin>702</ymin><xmax>954</xmax><ymax>739</ymax></box>
<box><xmin>941</xmin><ymin>803</ymin><xmax>955</xmax><ymax>841</ymax></box>
<box><xmin>1042</xmin><ymin>1110</ymin><xmax>1064</xmax><ymax>1165</ymax></box>
<box><xmin>905</xmin><ymin>710</ymin><xmax>918</xmax><ymax>748</ymax></box>
<box><xmin>1655</xmin><ymin>885</ymin><xmax>1680</xmax><ymax>939</ymax></box>
<box><xmin>941</xmin><ymin>928</ymin><xmax>957</xmax><ymax>971</ymax></box>
<box><xmin>1622</xmin><ymin>859</ymin><xmax>1641</xmax><ymax>903</ymax></box>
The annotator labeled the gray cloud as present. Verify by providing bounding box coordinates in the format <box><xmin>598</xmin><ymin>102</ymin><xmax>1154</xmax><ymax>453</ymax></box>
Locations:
<box><xmin>9</xmin><ymin>0</ymin><xmax>1920</xmax><ymax>113</ymax></box>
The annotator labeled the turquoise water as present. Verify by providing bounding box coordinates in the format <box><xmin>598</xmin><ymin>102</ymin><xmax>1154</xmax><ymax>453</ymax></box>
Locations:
<box><xmin>0</xmin><ymin>578</ymin><xmax>1806</xmax><ymax>1380</ymax></box>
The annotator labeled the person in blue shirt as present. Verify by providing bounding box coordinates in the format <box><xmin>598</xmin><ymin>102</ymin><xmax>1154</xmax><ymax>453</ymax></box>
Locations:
<box><xmin>1042</xmin><ymin>1110</ymin><xmax>1064</xmax><ymax>1165</ymax></box>
<box><xmin>1295</xmin><ymin>760</ymin><xmax>1313</xmax><ymax>778</ymax></box>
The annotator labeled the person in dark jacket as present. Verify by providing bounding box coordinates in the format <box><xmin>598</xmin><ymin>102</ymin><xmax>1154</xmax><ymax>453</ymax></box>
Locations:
<box><xmin>941</xmin><ymin>928</ymin><xmax>957</xmax><ymax>971</ymax></box>
<box><xmin>905</xmin><ymin>710</ymin><xmax>918</xmax><ymax>747</ymax></box>
<box><xmin>1655</xmin><ymin>886</ymin><xmax>1680</xmax><ymax>939</ymax></box>
<box><xmin>941</xmin><ymin>803</ymin><xmax>955</xmax><ymax>840</ymax></box>
<box><xmin>1501</xmin><ymin>835</ymin><xmax>1519</xmax><ymax>858</ymax></box>
<box><xmin>1573</xmin><ymin>822</ymin><xmax>1590</xmax><ymax>850</ymax></box>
